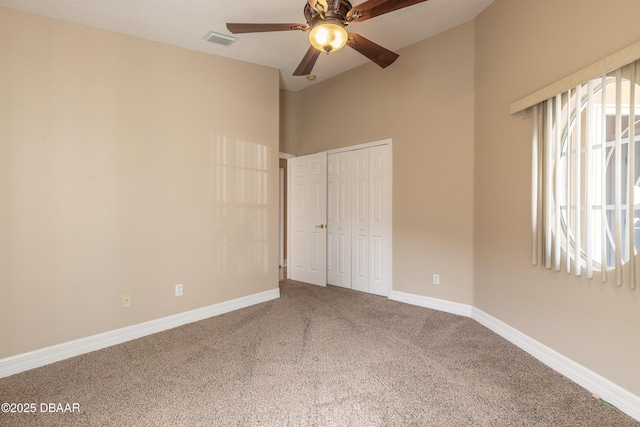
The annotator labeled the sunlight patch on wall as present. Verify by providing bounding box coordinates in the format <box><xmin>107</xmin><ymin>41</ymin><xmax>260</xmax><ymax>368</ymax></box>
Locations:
<box><xmin>210</xmin><ymin>135</ymin><xmax>270</xmax><ymax>279</ymax></box>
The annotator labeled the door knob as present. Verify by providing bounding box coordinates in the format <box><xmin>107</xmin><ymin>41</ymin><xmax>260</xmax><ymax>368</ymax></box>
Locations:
<box><xmin>315</xmin><ymin>224</ymin><xmax>326</xmax><ymax>229</ymax></box>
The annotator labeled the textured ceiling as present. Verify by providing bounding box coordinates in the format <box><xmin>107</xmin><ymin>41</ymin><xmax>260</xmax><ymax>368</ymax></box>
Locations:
<box><xmin>0</xmin><ymin>0</ymin><xmax>493</xmax><ymax>91</ymax></box>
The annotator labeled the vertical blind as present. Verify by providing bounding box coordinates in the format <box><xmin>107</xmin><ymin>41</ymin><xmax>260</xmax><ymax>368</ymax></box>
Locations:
<box><xmin>531</xmin><ymin>59</ymin><xmax>640</xmax><ymax>288</ymax></box>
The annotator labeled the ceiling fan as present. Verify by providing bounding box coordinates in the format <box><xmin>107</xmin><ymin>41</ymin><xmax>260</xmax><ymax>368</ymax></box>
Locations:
<box><xmin>227</xmin><ymin>0</ymin><xmax>429</xmax><ymax>76</ymax></box>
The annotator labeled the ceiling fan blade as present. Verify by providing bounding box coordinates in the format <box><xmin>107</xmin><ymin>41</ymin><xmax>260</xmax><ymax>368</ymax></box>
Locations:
<box><xmin>307</xmin><ymin>0</ymin><xmax>329</xmax><ymax>14</ymax></box>
<box><xmin>226</xmin><ymin>23</ymin><xmax>307</xmax><ymax>34</ymax></box>
<box><xmin>347</xmin><ymin>0</ymin><xmax>429</xmax><ymax>22</ymax></box>
<box><xmin>293</xmin><ymin>46</ymin><xmax>322</xmax><ymax>76</ymax></box>
<box><xmin>346</xmin><ymin>33</ymin><xmax>399</xmax><ymax>68</ymax></box>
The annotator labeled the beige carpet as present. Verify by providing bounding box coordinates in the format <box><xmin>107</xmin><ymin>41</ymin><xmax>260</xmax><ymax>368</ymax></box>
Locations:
<box><xmin>1</xmin><ymin>279</ymin><xmax>638</xmax><ymax>426</ymax></box>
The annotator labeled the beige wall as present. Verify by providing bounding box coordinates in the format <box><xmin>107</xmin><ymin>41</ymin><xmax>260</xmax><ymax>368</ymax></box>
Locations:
<box><xmin>0</xmin><ymin>7</ymin><xmax>280</xmax><ymax>358</ymax></box>
<box><xmin>279</xmin><ymin>89</ymin><xmax>299</xmax><ymax>155</ymax></box>
<box><xmin>291</xmin><ymin>21</ymin><xmax>476</xmax><ymax>305</ymax></box>
<box><xmin>474</xmin><ymin>0</ymin><xmax>640</xmax><ymax>395</ymax></box>
<box><xmin>277</xmin><ymin>89</ymin><xmax>296</xmax><ymax>262</ymax></box>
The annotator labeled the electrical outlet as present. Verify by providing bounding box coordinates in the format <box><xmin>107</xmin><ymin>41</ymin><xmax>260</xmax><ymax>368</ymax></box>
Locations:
<box><xmin>433</xmin><ymin>274</ymin><xmax>440</xmax><ymax>285</ymax></box>
<box><xmin>175</xmin><ymin>283</ymin><xmax>183</xmax><ymax>297</ymax></box>
<box><xmin>122</xmin><ymin>293</ymin><xmax>132</xmax><ymax>307</ymax></box>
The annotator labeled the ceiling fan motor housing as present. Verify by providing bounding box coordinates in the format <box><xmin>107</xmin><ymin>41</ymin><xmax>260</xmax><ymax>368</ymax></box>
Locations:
<box><xmin>304</xmin><ymin>0</ymin><xmax>353</xmax><ymax>27</ymax></box>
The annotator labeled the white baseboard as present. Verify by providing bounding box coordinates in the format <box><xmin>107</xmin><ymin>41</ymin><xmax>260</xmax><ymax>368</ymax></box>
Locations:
<box><xmin>389</xmin><ymin>289</ymin><xmax>640</xmax><ymax>423</ymax></box>
<box><xmin>388</xmin><ymin>290</ymin><xmax>473</xmax><ymax>317</ymax></box>
<box><xmin>471</xmin><ymin>307</ymin><xmax>640</xmax><ymax>422</ymax></box>
<box><xmin>0</xmin><ymin>288</ymin><xmax>280</xmax><ymax>379</ymax></box>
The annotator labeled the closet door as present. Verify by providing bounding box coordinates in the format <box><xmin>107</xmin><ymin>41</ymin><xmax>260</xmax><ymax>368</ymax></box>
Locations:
<box><xmin>367</xmin><ymin>145</ymin><xmax>391</xmax><ymax>296</ymax></box>
<box><xmin>289</xmin><ymin>152</ymin><xmax>327</xmax><ymax>287</ymax></box>
<box><xmin>351</xmin><ymin>149</ymin><xmax>370</xmax><ymax>293</ymax></box>
<box><xmin>351</xmin><ymin>145</ymin><xmax>391</xmax><ymax>296</ymax></box>
<box><xmin>290</xmin><ymin>144</ymin><xmax>390</xmax><ymax>294</ymax></box>
<box><xmin>327</xmin><ymin>152</ymin><xmax>352</xmax><ymax>288</ymax></box>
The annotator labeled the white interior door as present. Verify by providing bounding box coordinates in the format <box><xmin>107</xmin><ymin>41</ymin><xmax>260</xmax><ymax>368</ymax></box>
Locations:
<box><xmin>328</xmin><ymin>143</ymin><xmax>391</xmax><ymax>296</ymax></box>
<box><xmin>366</xmin><ymin>145</ymin><xmax>391</xmax><ymax>296</ymax></box>
<box><xmin>327</xmin><ymin>152</ymin><xmax>351</xmax><ymax>288</ymax></box>
<box><xmin>289</xmin><ymin>152</ymin><xmax>327</xmax><ymax>286</ymax></box>
<box><xmin>351</xmin><ymin>148</ymin><xmax>370</xmax><ymax>293</ymax></box>
<box><xmin>352</xmin><ymin>146</ymin><xmax>391</xmax><ymax>296</ymax></box>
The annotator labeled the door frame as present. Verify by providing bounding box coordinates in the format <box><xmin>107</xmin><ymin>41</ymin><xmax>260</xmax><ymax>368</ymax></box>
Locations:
<box><xmin>326</xmin><ymin>139</ymin><xmax>392</xmax><ymax>156</ymax></box>
<box><xmin>279</xmin><ymin>152</ymin><xmax>295</xmax><ymax>271</ymax></box>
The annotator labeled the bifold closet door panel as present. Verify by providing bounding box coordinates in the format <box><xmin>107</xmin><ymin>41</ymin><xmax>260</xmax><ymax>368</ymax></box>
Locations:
<box><xmin>327</xmin><ymin>152</ymin><xmax>352</xmax><ymax>288</ymax></box>
<box><xmin>352</xmin><ymin>149</ymin><xmax>371</xmax><ymax>293</ymax></box>
<box><xmin>367</xmin><ymin>145</ymin><xmax>391</xmax><ymax>296</ymax></box>
<box><xmin>327</xmin><ymin>144</ymin><xmax>391</xmax><ymax>296</ymax></box>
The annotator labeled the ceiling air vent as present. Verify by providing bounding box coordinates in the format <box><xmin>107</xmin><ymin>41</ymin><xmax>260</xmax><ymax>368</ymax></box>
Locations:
<box><xmin>203</xmin><ymin>30</ymin><xmax>237</xmax><ymax>46</ymax></box>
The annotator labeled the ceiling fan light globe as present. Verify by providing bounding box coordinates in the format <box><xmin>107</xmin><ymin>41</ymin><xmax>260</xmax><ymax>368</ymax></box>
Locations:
<box><xmin>309</xmin><ymin>22</ymin><xmax>347</xmax><ymax>53</ymax></box>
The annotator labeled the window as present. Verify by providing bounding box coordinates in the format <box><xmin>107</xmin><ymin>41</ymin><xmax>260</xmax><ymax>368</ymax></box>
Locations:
<box><xmin>532</xmin><ymin>60</ymin><xmax>640</xmax><ymax>287</ymax></box>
